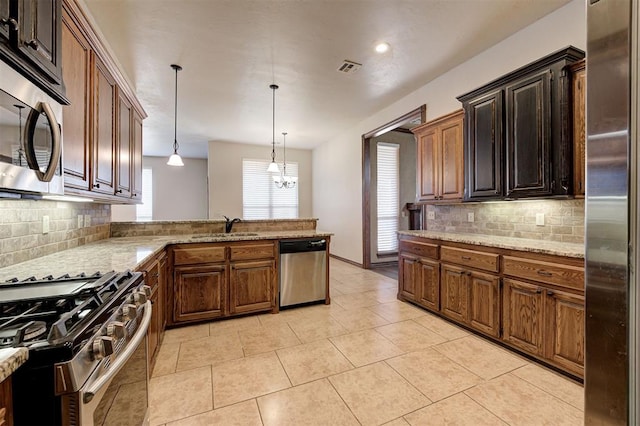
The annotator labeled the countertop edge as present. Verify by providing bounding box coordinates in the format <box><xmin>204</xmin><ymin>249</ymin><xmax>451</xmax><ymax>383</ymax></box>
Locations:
<box><xmin>0</xmin><ymin>347</ymin><xmax>29</xmax><ymax>382</ymax></box>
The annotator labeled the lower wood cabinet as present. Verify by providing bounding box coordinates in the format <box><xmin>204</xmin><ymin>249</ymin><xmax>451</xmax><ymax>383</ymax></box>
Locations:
<box><xmin>0</xmin><ymin>376</ymin><xmax>12</xmax><ymax>426</ymax></box>
<box><xmin>440</xmin><ymin>264</ymin><xmax>469</xmax><ymax>323</ymax></box>
<box><xmin>137</xmin><ymin>250</ymin><xmax>167</xmax><ymax>372</ymax></box>
<box><xmin>174</xmin><ymin>264</ymin><xmax>227</xmax><ymax>322</ymax></box>
<box><xmin>417</xmin><ymin>258</ymin><xmax>440</xmax><ymax>311</ymax></box>
<box><xmin>398</xmin><ymin>255</ymin><xmax>419</xmax><ymax>302</ymax></box>
<box><xmin>229</xmin><ymin>260</ymin><xmax>275</xmax><ymax>315</ymax></box>
<box><xmin>503</xmin><ymin>278</ymin><xmax>545</xmax><ymax>355</ymax></box>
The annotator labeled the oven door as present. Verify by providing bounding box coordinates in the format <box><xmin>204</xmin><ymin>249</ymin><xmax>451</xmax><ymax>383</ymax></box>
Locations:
<box><xmin>77</xmin><ymin>301</ymin><xmax>152</xmax><ymax>426</ymax></box>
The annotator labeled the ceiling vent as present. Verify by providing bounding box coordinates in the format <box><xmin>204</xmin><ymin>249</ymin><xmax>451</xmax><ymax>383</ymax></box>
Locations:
<box><xmin>337</xmin><ymin>60</ymin><xmax>362</xmax><ymax>74</ymax></box>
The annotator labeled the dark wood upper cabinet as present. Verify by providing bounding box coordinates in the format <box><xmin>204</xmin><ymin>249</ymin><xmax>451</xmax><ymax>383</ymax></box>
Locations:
<box><xmin>458</xmin><ymin>46</ymin><xmax>584</xmax><ymax>201</ymax></box>
<box><xmin>0</xmin><ymin>0</ymin><xmax>11</xmax><ymax>42</ymax></box>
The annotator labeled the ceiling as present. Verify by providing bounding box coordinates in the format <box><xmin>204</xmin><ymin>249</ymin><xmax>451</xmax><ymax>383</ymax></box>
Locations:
<box><xmin>82</xmin><ymin>0</ymin><xmax>571</xmax><ymax>159</ymax></box>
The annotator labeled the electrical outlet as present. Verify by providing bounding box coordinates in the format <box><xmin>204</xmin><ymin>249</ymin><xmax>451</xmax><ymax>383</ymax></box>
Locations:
<box><xmin>427</xmin><ymin>211</ymin><xmax>435</xmax><ymax>220</ymax></box>
<box><xmin>77</xmin><ymin>215</ymin><xmax>83</xmax><ymax>228</ymax></box>
<box><xmin>536</xmin><ymin>213</ymin><xmax>545</xmax><ymax>226</ymax></box>
<box><xmin>467</xmin><ymin>212</ymin><xmax>474</xmax><ymax>222</ymax></box>
<box><xmin>84</xmin><ymin>215</ymin><xmax>91</xmax><ymax>227</ymax></box>
<box><xmin>42</xmin><ymin>215</ymin><xmax>50</xmax><ymax>234</ymax></box>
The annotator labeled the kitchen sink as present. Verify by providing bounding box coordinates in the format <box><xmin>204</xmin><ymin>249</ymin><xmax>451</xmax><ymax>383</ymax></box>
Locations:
<box><xmin>189</xmin><ymin>232</ymin><xmax>259</xmax><ymax>241</ymax></box>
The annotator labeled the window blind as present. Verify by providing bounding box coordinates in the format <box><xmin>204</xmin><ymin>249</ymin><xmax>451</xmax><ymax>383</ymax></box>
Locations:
<box><xmin>136</xmin><ymin>168</ymin><xmax>153</xmax><ymax>221</ymax></box>
<box><xmin>243</xmin><ymin>159</ymin><xmax>299</xmax><ymax>219</ymax></box>
<box><xmin>377</xmin><ymin>143</ymin><xmax>399</xmax><ymax>253</ymax></box>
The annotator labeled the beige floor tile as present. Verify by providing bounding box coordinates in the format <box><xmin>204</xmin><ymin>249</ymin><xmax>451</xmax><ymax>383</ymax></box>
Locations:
<box><xmin>363</xmin><ymin>288</ymin><xmax>399</xmax><ymax>304</ymax></box>
<box><xmin>258</xmin><ymin>378</ymin><xmax>359</xmax><ymax>426</ymax></box>
<box><xmin>329</xmin><ymin>362</ymin><xmax>430</xmax><ymax>426</ymax></box>
<box><xmin>386</xmin><ymin>348</ymin><xmax>483</xmax><ymax>402</ymax></box>
<box><xmin>330</xmin><ymin>329</ymin><xmax>404</xmax><ymax>367</ymax></box>
<box><xmin>382</xmin><ymin>418</ymin><xmax>410</xmax><ymax>426</ymax></box>
<box><xmin>434</xmin><ymin>335</ymin><xmax>527</xmax><ymax>379</ymax></box>
<box><xmin>512</xmin><ymin>364</ymin><xmax>584</xmax><ymax>410</ymax></box>
<box><xmin>375</xmin><ymin>320</ymin><xmax>447</xmax><ymax>352</ymax></box>
<box><xmin>332</xmin><ymin>292</ymin><xmax>380</xmax><ymax>309</ymax></box>
<box><xmin>330</xmin><ymin>306</ymin><xmax>390</xmax><ymax>331</ymax></box>
<box><xmin>176</xmin><ymin>333</ymin><xmax>244</xmax><ymax>371</ymax></box>
<box><xmin>411</xmin><ymin>315</ymin><xmax>469</xmax><ymax>340</ymax></box>
<box><xmin>238</xmin><ymin>324</ymin><xmax>301</xmax><ymax>356</ymax></box>
<box><xmin>367</xmin><ymin>301</ymin><xmax>426</xmax><ymax>322</ymax></box>
<box><xmin>166</xmin><ymin>399</ymin><xmax>262</xmax><ymax>426</ymax></box>
<box><xmin>211</xmin><ymin>352</ymin><xmax>291</xmax><ymax>408</ymax></box>
<box><xmin>151</xmin><ymin>342</ymin><xmax>180</xmax><ymax>377</ymax></box>
<box><xmin>404</xmin><ymin>392</ymin><xmax>507</xmax><ymax>425</ymax></box>
<box><xmin>277</xmin><ymin>339</ymin><xmax>353</xmax><ymax>385</ymax></box>
<box><xmin>288</xmin><ymin>316</ymin><xmax>349</xmax><ymax>343</ymax></box>
<box><xmin>465</xmin><ymin>374</ymin><xmax>583</xmax><ymax>425</ymax></box>
<box><xmin>209</xmin><ymin>315</ymin><xmax>261</xmax><ymax>337</ymax></box>
<box><xmin>162</xmin><ymin>323</ymin><xmax>210</xmax><ymax>345</ymax></box>
<box><xmin>149</xmin><ymin>366</ymin><xmax>213</xmax><ymax>425</ymax></box>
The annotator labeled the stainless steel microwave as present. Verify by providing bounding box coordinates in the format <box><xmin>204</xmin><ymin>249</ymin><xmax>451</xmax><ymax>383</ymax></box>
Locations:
<box><xmin>0</xmin><ymin>61</ymin><xmax>63</xmax><ymax>197</ymax></box>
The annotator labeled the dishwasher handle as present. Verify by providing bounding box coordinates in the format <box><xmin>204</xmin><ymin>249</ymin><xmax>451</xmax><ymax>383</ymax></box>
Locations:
<box><xmin>280</xmin><ymin>239</ymin><xmax>327</xmax><ymax>253</ymax></box>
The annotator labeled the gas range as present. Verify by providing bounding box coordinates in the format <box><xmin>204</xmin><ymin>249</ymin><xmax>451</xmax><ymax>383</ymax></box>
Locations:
<box><xmin>0</xmin><ymin>270</ymin><xmax>151</xmax><ymax>425</ymax></box>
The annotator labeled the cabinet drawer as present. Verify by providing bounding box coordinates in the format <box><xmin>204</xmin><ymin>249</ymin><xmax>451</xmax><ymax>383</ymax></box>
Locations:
<box><xmin>399</xmin><ymin>241</ymin><xmax>438</xmax><ymax>259</ymax></box>
<box><xmin>173</xmin><ymin>246</ymin><xmax>226</xmax><ymax>265</ymax></box>
<box><xmin>230</xmin><ymin>243</ymin><xmax>276</xmax><ymax>261</ymax></box>
<box><xmin>441</xmin><ymin>246</ymin><xmax>499</xmax><ymax>273</ymax></box>
<box><xmin>503</xmin><ymin>256</ymin><xmax>584</xmax><ymax>291</ymax></box>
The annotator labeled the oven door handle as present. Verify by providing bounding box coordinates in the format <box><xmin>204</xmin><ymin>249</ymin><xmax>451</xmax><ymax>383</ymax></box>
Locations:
<box><xmin>83</xmin><ymin>301</ymin><xmax>152</xmax><ymax>404</ymax></box>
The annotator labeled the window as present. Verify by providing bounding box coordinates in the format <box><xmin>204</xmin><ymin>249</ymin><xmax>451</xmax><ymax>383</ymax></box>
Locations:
<box><xmin>243</xmin><ymin>159</ymin><xmax>298</xmax><ymax>219</ymax></box>
<box><xmin>377</xmin><ymin>143</ymin><xmax>399</xmax><ymax>254</ymax></box>
<box><xmin>136</xmin><ymin>168</ymin><xmax>153</xmax><ymax>221</ymax></box>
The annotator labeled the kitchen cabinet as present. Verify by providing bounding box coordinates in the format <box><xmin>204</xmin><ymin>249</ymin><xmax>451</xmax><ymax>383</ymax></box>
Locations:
<box><xmin>412</xmin><ymin>110</ymin><xmax>464</xmax><ymax>202</ymax></box>
<box><xmin>0</xmin><ymin>0</ymin><xmax>67</xmax><ymax>103</ymax></box>
<box><xmin>91</xmin><ymin>56</ymin><xmax>116</xmax><ymax>196</ymax></box>
<box><xmin>137</xmin><ymin>251</ymin><xmax>167</xmax><ymax>372</ymax></box>
<box><xmin>571</xmin><ymin>59</ymin><xmax>586</xmax><ymax>197</ymax></box>
<box><xmin>115</xmin><ymin>90</ymin><xmax>132</xmax><ymax>198</ymax></box>
<box><xmin>131</xmin><ymin>109</ymin><xmax>143</xmax><ymax>200</ymax></box>
<box><xmin>398</xmin><ymin>254</ymin><xmax>419</xmax><ymax>302</ymax></box>
<box><xmin>458</xmin><ymin>46</ymin><xmax>584</xmax><ymax>201</ymax></box>
<box><xmin>440</xmin><ymin>264</ymin><xmax>469</xmax><ymax>323</ymax></box>
<box><xmin>0</xmin><ymin>376</ymin><xmax>12</xmax><ymax>426</ymax></box>
<box><xmin>168</xmin><ymin>241</ymin><xmax>277</xmax><ymax>325</ymax></box>
<box><xmin>502</xmin><ymin>278</ymin><xmax>544</xmax><ymax>355</ymax></box>
<box><xmin>397</xmin><ymin>239</ymin><xmax>440</xmax><ymax>311</ymax></box>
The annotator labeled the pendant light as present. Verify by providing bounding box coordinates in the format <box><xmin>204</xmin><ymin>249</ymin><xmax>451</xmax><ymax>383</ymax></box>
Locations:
<box><xmin>274</xmin><ymin>132</ymin><xmax>298</xmax><ymax>189</ymax></box>
<box><xmin>266</xmin><ymin>84</ymin><xmax>280</xmax><ymax>173</ymax></box>
<box><xmin>167</xmin><ymin>64</ymin><xmax>184</xmax><ymax>167</ymax></box>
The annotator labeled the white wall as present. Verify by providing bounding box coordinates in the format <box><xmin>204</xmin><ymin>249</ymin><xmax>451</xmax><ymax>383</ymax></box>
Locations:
<box><xmin>208</xmin><ymin>141</ymin><xmax>312</xmax><ymax>220</ymax></box>
<box><xmin>111</xmin><ymin>156</ymin><xmax>209</xmax><ymax>221</ymax></box>
<box><xmin>313</xmin><ymin>0</ymin><xmax>586</xmax><ymax>264</ymax></box>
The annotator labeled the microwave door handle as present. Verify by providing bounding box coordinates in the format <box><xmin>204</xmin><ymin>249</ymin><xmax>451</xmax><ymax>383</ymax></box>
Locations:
<box><xmin>23</xmin><ymin>102</ymin><xmax>61</xmax><ymax>182</ymax></box>
<box><xmin>83</xmin><ymin>301</ymin><xmax>152</xmax><ymax>404</ymax></box>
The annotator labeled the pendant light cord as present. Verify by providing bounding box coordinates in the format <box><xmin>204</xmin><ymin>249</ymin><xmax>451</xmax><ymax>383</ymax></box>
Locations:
<box><xmin>270</xmin><ymin>84</ymin><xmax>278</xmax><ymax>162</ymax></box>
<box><xmin>174</xmin><ymin>66</ymin><xmax>179</xmax><ymax>153</ymax></box>
<box><xmin>282</xmin><ymin>132</ymin><xmax>287</xmax><ymax>175</ymax></box>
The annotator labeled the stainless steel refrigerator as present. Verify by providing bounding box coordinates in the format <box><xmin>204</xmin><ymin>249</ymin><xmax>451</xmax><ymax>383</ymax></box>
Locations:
<box><xmin>585</xmin><ymin>0</ymin><xmax>639</xmax><ymax>424</ymax></box>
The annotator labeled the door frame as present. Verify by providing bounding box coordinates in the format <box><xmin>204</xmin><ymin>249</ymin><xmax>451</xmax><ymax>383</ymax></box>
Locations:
<box><xmin>362</xmin><ymin>105</ymin><xmax>426</xmax><ymax>269</ymax></box>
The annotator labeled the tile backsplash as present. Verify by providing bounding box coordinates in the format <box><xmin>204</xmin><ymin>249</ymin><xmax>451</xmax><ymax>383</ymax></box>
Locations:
<box><xmin>425</xmin><ymin>199</ymin><xmax>584</xmax><ymax>244</ymax></box>
<box><xmin>0</xmin><ymin>199</ymin><xmax>111</xmax><ymax>268</ymax></box>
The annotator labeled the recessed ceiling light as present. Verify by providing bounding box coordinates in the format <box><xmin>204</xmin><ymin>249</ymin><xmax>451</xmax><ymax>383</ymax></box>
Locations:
<box><xmin>375</xmin><ymin>42</ymin><xmax>390</xmax><ymax>53</ymax></box>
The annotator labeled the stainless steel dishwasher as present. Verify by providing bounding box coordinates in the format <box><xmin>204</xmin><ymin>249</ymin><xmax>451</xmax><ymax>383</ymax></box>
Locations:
<box><xmin>279</xmin><ymin>238</ymin><xmax>327</xmax><ymax>308</ymax></box>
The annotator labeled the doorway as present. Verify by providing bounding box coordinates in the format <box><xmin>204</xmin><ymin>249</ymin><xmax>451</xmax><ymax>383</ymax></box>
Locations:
<box><xmin>362</xmin><ymin>105</ymin><xmax>425</xmax><ymax>270</ymax></box>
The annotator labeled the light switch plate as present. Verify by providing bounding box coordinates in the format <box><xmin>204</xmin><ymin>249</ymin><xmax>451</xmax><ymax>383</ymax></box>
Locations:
<box><xmin>427</xmin><ymin>211</ymin><xmax>435</xmax><ymax>220</ymax></box>
<box><xmin>536</xmin><ymin>213</ymin><xmax>545</xmax><ymax>226</ymax></box>
<box><xmin>77</xmin><ymin>215</ymin><xmax>83</xmax><ymax>229</ymax></box>
<box><xmin>467</xmin><ymin>212</ymin><xmax>474</xmax><ymax>222</ymax></box>
<box><xmin>84</xmin><ymin>215</ymin><xmax>91</xmax><ymax>227</ymax></box>
<box><xmin>42</xmin><ymin>215</ymin><xmax>50</xmax><ymax>234</ymax></box>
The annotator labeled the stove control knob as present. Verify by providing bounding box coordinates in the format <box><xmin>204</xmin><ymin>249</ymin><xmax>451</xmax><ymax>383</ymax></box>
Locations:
<box><xmin>92</xmin><ymin>336</ymin><xmax>114</xmax><ymax>360</ymax></box>
<box><xmin>106</xmin><ymin>321</ymin><xmax>126</xmax><ymax>339</ymax></box>
<box><xmin>132</xmin><ymin>291</ymin><xmax>148</xmax><ymax>306</ymax></box>
<box><xmin>121</xmin><ymin>304</ymin><xmax>138</xmax><ymax>321</ymax></box>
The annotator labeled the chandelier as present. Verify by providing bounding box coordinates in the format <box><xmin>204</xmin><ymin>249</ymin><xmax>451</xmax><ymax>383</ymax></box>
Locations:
<box><xmin>273</xmin><ymin>132</ymin><xmax>297</xmax><ymax>189</ymax></box>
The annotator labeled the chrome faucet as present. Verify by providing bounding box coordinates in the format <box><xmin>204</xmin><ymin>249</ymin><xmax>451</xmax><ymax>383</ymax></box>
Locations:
<box><xmin>223</xmin><ymin>216</ymin><xmax>241</xmax><ymax>233</ymax></box>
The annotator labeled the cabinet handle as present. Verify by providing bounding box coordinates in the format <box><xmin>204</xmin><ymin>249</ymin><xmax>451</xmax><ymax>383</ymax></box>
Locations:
<box><xmin>461</xmin><ymin>256</ymin><xmax>471</xmax><ymax>260</ymax></box>
<box><xmin>466</xmin><ymin>271</ymin><xmax>472</xmax><ymax>276</ymax></box>
<box><xmin>115</xmin><ymin>189</ymin><xmax>123</xmax><ymax>194</ymax></box>
<box><xmin>537</xmin><ymin>270</ymin><xmax>553</xmax><ymax>277</ymax></box>
<box><xmin>93</xmin><ymin>183</ymin><xmax>101</xmax><ymax>189</ymax></box>
<box><xmin>26</xmin><ymin>39</ymin><xmax>39</xmax><ymax>50</ymax></box>
<box><xmin>133</xmin><ymin>193</ymin><xmax>138</xmax><ymax>197</ymax></box>
<box><xmin>536</xmin><ymin>288</ymin><xmax>542</xmax><ymax>294</ymax></box>
<box><xmin>0</xmin><ymin>18</ymin><xmax>18</xmax><ymax>30</ymax></box>
<box><xmin>547</xmin><ymin>290</ymin><xmax>555</xmax><ymax>296</ymax></box>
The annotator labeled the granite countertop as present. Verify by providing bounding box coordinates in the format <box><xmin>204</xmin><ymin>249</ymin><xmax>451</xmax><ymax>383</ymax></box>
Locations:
<box><xmin>0</xmin><ymin>231</ymin><xmax>333</xmax><ymax>282</ymax></box>
<box><xmin>0</xmin><ymin>347</ymin><xmax>28</xmax><ymax>382</ymax></box>
<box><xmin>398</xmin><ymin>230</ymin><xmax>584</xmax><ymax>259</ymax></box>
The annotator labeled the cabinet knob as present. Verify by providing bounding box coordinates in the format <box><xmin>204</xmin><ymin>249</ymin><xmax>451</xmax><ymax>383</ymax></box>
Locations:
<box><xmin>93</xmin><ymin>183</ymin><xmax>101</xmax><ymax>189</ymax></box>
<box><xmin>0</xmin><ymin>18</ymin><xmax>18</xmax><ymax>31</ymax></box>
<box><xmin>26</xmin><ymin>39</ymin><xmax>39</xmax><ymax>50</ymax></box>
<box><xmin>536</xmin><ymin>288</ymin><xmax>542</xmax><ymax>294</ymax></box>
<box><xmin>547</xmin><ymin>290</ymin><xmax>555</xmax><ymax>296</ymax></box>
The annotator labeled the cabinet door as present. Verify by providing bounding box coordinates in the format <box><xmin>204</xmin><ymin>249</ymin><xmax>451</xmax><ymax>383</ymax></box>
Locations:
<box><xmin>131</xmin><ymin>109</ymin><xmax>143</xmax><ymax>200</ymax></box>
<box><xmin>158</xmin><ymin>254</ymin><xmax>167</xmax><ymax>337</ymax></box>
<box><xmin>16</xmin><ymin>0</ymin><xmax>62</xmax><ymax>84</ymax></box>
<box><xmin>439</xmin><ymin>116</ymin><xmax>464</xmax><ymax>200</ymax></box>
<box><xmin>503</xmin><ymin>278</ymin><xmax>544</xmax><ymax>355</ymax></box>
<box><xmin>545</xmin><ymin>289</ymin><xmax>584</xmax><ymax>377</ymax></box>
<box><xmin>229</xmin><ymin>260</ymin><xmax>275</xmax><ymax>315</ymax></box>
<box><xmin>505</xmin><ymin>71</ymin><xmax>552</xmax><ymax>197</ymax></box>
<box><xmin>468</xmin><ymin>271</ymin><xmax>500</xmax><ymax>337</ymax></box>
<box><xmin>417</xmin><ymin>258</ymin><xmax>439</xmax><ymax>312</ymax></box>
<box><xmin>61</xmin><ymin>8</ymin><xmax>91</xmax><ymax>191</ymax></box>
<box><xmin>0</xmin><ymin>377</ymin><xmax>13</xmax><ymax>426</ymax></box>
<box><xmin>398</xmin><ymin>254</ymin><xmax>419</xmax><ymax>301</ymax></box>
<box><xmin>92</xmin><ymin>56</ymin><xmax>116</xmax><ymax>195</ymax></box>
<box><xmin>416</xmin><ymin>127</ymin><xmax>438</xmax><ymax>201</ymax></box>
<box><xmin>148</xmin><ymin>287</ymin><xmax>159</xmax><ymax>367</ymax></box>
<box><xmin>174</xmin><ymin>264</ymin><xmax>227</xmax><ymax>323</ymax></box>
<box><xmin>115</xmin><ymin>90</ymin><xmax>132</xmax><ymax>198</ymax></box>
<box><xmin>0</xmin><ymin>0</ymin><xmax>11</xmax><ymax>42</ymax></box>
<box><xmin>440</xmin><ymin>264</ymin><xmax>469</xmax><ymax>323</ymax></box>
<box><xmin>465</xmin><ymin>90</ymin><xmax>503</xmax><ymax>199</ymax></box>
<box><xmin>572</xmin><ymin>65</ymin><xmax>586</xmax><ymax>197</ymax></box>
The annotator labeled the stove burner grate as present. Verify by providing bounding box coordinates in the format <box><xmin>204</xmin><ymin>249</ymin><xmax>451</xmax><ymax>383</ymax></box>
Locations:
<box><xmin>0</xmin><ymin>320</ymin><xmax>47</xmax><ymax>346</ymax></box>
